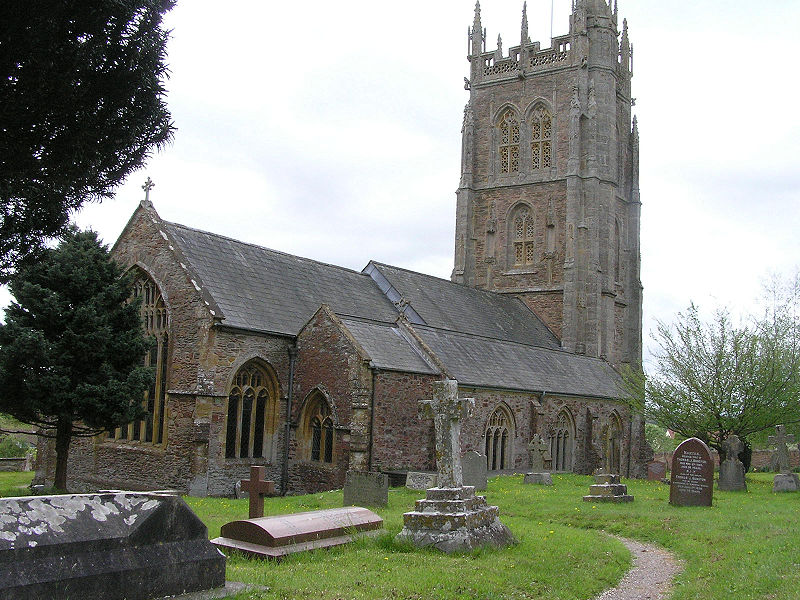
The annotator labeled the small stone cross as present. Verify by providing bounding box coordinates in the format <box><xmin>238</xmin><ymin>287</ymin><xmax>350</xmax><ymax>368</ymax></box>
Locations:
<box><xmin>527</xmin><ymin>434</ymin><xmax>549</xmax><ymax>472</ymax></box>
<box><xmin>241</xmin><ymin>465</ymin><xmax>275</xmax><ymax>519</ymax></box>
<box><xmin>420</xmin><ymin>380</ymin><xmax>474</xmax><ymax>489</ymax></box>
<box><xmin>722</xmin><ymin>435</ymin><xmax>744</xmax><ymax>464</ymax></box>
<box><xmin>142</xmin><ymin>177</ymin><xmax>155</xmax><ymax>202</ymax></box>
<box><xmin>769</xmin><ymin>425</ymin><xmax>796</xmax><ymax>474</ymax></box>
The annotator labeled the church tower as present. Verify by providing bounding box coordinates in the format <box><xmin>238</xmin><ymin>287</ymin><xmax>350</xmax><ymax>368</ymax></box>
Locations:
<box><xmin>452</xmin><ymin>0</ymin><xmax>642</xmax><ymax>368</ymax></box>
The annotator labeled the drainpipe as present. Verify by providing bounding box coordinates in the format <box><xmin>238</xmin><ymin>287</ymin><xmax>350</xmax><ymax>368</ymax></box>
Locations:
<box><xmin>368</xmin><ymin>364</ymin><xmax>376</xmax><ymax>472</ymax></box>
<box><xmin>281</xmin><ymin>344</ymin><xmax>297</xmax><ymax>495</ymax></box>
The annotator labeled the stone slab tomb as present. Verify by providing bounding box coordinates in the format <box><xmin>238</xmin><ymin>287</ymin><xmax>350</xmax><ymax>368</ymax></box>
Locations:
<box><xmin>0</xmin><ymin>492</ymin><xmax>225</xmax><ymax>600</ymax></box>
<box><xmin>669</xmin><ymin>437</ymin><xmax>714</xmax><ymax>506</ymax></box>
<box><xmin>395</xmin><ymin>380</ymin><xmax>515</xmax><ymax>552</ymax></box>
<box><xmin>211</xmin><ymin>506</ymin><xmax>383</xmax><ymax>559</ymax></box>
<box><xmin>718</xmin><ymin>435</ymin><xmax>747</xmax><ymax>491</ymax></box>
<box><xmin>583</xmin><ymin>473</ymin><xmax>633</xmax><ymax>503</ymax></box>
<box><xmin>343</xmin><ymin>470</ymin><xmax>388</xmax><ymax>507</ymax></box>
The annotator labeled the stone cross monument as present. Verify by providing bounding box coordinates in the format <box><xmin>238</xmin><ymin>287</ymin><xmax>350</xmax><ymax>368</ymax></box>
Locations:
<box><xmin>769</xmin><ymin>425</ymin><xmax>800</xmax><ymax>492</ymax></box>
<box><xmin>524</xmin><ymin>434</ymin><xmax>553</xmax><ymax>486</ymax></box>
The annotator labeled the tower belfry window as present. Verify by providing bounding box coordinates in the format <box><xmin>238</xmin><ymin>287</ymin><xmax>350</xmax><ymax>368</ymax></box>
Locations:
<box><xmin>531</xmin><ymin>107</ymin><xmax>552</xmax><ymax>170</ymax></box>
<box><xmin>499</xmin><ymin>109</ymin><xmax>520</xmax><ymax>173</ymax></box>
<box><xmin>512</xmin><ymin>207</ymin><xmax>535</xmax><ymax>266</ymax></box>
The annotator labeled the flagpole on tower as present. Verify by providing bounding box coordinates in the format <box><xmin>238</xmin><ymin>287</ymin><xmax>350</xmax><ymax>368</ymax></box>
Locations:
<box><xmin>550</xmin><ymin>0</ymin><xmax>554</xmax><ymax>41</ymax></box>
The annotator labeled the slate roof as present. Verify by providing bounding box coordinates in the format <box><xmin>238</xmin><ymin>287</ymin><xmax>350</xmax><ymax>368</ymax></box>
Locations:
<box><xmin>339</xmin><ymin>318</ymin><xmax>437</xmax><ymax>375</ymax></box>
<box><xmin>364</xmin><ymin>262</ymin><xmax>560</xmax><ymax>349</ymax></box>
<box><xmin>414</xmin><ymin>325</ymin><xmax>623</xmax><ymax>399</ymax></box>
<box><xmin>162</xmin><ymin>222</ymin><xmax>399</xmax><ymax>336</ymax></box>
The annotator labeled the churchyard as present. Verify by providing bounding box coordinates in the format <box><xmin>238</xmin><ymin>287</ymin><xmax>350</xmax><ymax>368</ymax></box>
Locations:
<box><xmin>3</xmin><ymin>470</ymin><xmax>799</xmax><ymax>599</ymax></box>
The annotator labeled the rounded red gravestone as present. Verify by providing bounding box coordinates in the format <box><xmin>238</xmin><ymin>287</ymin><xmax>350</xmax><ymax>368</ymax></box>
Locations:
<box><xmin>669</xmin><ymin>437</ymin><xmax>714</xmax><ymax>506</ymax></box>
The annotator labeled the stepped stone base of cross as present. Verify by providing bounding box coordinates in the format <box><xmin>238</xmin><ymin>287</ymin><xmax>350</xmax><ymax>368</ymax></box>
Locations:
<box><xmin>395</xmin><ymin>380</ymin><xmax>514</xmax><ymax>552</ymax></box>
<box><xmin>583</xmin><ymin>473</ymin><xmax>634</xmax><ymax>503</ymax></box>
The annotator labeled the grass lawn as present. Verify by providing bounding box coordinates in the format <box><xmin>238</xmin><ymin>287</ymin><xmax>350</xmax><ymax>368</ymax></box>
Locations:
<box><xmin>3</xmin><ymin>471</ymin><xmax>798</xmax><ymax>599</ymax></box>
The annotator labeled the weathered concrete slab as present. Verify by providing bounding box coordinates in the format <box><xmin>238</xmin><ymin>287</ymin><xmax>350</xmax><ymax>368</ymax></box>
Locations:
<box><xmin>0</xmin><ymin>492</ymin><xmax>225</xmax><ymax>600</ymax></box>
<box><xmin>523</xmin><ymin>472</ymin><xmax>553</xmax><ymax>485</ymax></box>
<box><xmin>211</xmin><ymin>506</ymin><xmax>383</xmax><ymax>559</ymax></box>
<box><xmin>405</xmin><ymin>471</ymin><xmax>438</xmax><ymax>490</ymax></box>
<box><xmin>343</xmin><ymin>471</ymin><xmax>388</xmax><ymax>507</ymax></box>
<box><xmin>583</xmin><ymin>473</ymin><xmax>634</xmax><ymax>503</ymax></box>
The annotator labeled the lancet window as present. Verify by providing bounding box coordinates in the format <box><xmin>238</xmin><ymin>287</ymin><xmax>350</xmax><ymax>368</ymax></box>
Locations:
<box><xmin>530</xmin><ymin>107</ymin><xmax>552</xmax><ymax>170</ymax></box>
<box><xmin>485</xmin><ymin>406</ymin><xmax>514</xmax><ymax>470</ymax></box>
<box><xmin>511</xmin><ymin>206</ymin><xmax>536</xmax><ymax>267</ymax></box>
<box><xmin>225</xmin><ymin>361</ymin><xmax>279</xmax><ymax>460</ymax></box>
<box><xmin>498</xmin><ymin>109</ymin><xmax>520</xmax><ymax>174</ymax></box>
<box><xmin>301</xmin><ymin>392</ymin><xmax>335</xmax><ymax>464</ymax></box>
<box><xmin>550</xmin><ymin>409</ymin><xmax>575</xmax><ymax>472</ymax></box>
<box><xmin>110</xmin><ymin>273</ymin><xmax>168</xmax><ymax>445</ymax></box>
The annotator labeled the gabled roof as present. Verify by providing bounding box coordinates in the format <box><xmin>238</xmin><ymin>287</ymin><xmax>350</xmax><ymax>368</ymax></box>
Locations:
<box><xmin>363</xmin><ymin>262</ymin><xmax>560</xmax><ymax>349</ymax></box>
<box><xmin>339</xmin><ymin>318</ymin><xmax>437</xmax><ymax>375</ymax></box>
<box><xmin>161</xmin><ymin>222</ymin><xmax>399</xmax><ymax>336</ymax></box>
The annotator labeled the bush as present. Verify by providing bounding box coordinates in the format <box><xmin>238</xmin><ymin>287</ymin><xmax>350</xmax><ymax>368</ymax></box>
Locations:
<box><xmin>0</xmin><ymin>435</ymin><xmax>32</xmax><ymax>458</ymax></box>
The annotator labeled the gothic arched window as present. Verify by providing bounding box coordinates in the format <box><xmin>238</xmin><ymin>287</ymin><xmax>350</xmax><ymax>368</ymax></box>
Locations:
<box><xmin>300</xmin><ymin>393</ymin><xmax>335</xmax><ymax>464</ymax></box>
<box><xmin>498</xmin><ymin>109</ymin><xmax>520</xmax><ymax>174</ymax></box>
<box><xmin>225</xmin><ymin>361</ymin><xmax>279</xmax><ymax>460</ymax></box>
<box><xmin>510</xmin><ymin>205</ymin><xmax>536</xmax><ymax>267</ymax></box>
<box><xmin>485</xmin><ymin>405</ymin><xmax>514</xmax><ymax>470</ymax></box>
<box><xmin>530</xmin><ymin>106</ymin><xmax>552</xmax><ymax>170</ymax></box>
<box><xmin>111</xmin><ymin>271</ymin><xmax>168</xmax><ymax>445</ymax></box>
<box><xmin>550</xmin><ymin>409</ymin><xmax>575</xmax><ymax>472</ymax></box>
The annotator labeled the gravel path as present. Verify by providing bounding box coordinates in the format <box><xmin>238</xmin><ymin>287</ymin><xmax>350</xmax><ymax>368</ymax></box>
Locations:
<box><xmin>592</xmin><ymin>536</ymin><xmax>682</xmax><ymax>600</ymax></box>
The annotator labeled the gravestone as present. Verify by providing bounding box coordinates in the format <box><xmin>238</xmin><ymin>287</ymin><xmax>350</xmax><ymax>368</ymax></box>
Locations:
<box><xmin>647</xmin><ymin>460</ymin><xmax>667</xmax><ymax>481</ymax></box>
<box><xmin>240</xmin><ymin>465</ymin><xmax>275</xmax><ymax>518</ymax></box>
<box><xmin>769</xmin><ymin>426</ymin><xmax>800</xmax><ymax>492</ymax></box>
<box><xmin>523</xmin><ymin>434</ymin><xmax>553</xmax><ymax>485</ymax></box>
<box><xmin>669</xmin><ymin>437</ymin><xmax>714</xmax><ymax>506</ymax></box>
<box><xmin>462</xmin><ymin>450</ymin><xmax>488</xmax><ymax>490</ymax></box>
<box><xmin>342</xmin><ymin>470</ymin><xmax>388</xmax><ymax>507</ymax></box>
<box><xmin>405</xmin><ymin>471</ymin><xmax>438</xmax><ymax>490</ymax></box>
<box><xmin>212</xmin><ymin>507</ymin><xmax>383</xmax><ymax>559</ymax></box>
<box><xmin>0</xmin><ymin>492</ymin><xmax>225</xmax><ymax>600</ymax></box>
<box><xmin>718</xmin><ymin>435</ymin><xmax>747</xmax><ymax>491</ymax></box>
<box><xmin>395</xmin><ymin>379</ymin><xmax>515</xmax><ymax>552</ymax></box>
<box><xmin>583</xmin><ymin>473</ymin><xmax>633</xmax><ymax>503</ymax></box>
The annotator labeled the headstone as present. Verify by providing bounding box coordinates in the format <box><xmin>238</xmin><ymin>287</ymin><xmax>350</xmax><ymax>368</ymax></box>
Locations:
<box><xmin>718</xmin><ymin>435</ymin><xmax>747</xmax><ymax>491</ymax></box>
<box><xmin>647</xmin><ymin>460</ymin><xmax>667</xmax><ymax>481</ymax></box>
<box><xmin>342</xmin><ymin>470</ymin><xmax>388</xmax><ymax>507</ymax></box>
<box><xmin>524</xmin><ymin>434</ymin><xmax>553</xmax><ymax>485</ymax></box>
<box><xmin>768</xmin><ymin>426</ymin><xmax>799</xmax><ymax>492</ymax></box>
<box><xmin>406</xmin><ymin>471</ymin><xmax>438</xmax><ymax>490</ymax></box>
<box><xmin>241</xmin><ymin>465</ymin><xmax>275</xmax><ymax>518</ymax></box>
<box><xmin>0</xmin><ymin>492</ymin><xmax>226</xmax><ymax>600</ymax></box>
<box><xmin>524</xmin><ymin>472</ymin><xmax>553</xmax><ymax>485</ymax></box>
<box><xmin>462</xmin><ymin>450</ymin><xmax>488</xmax><ymax>490</ymax></box>
<box><xmin>212</xmin><ymin>507</ymin><xmax>383</xmax><ymax>560</ymax></box>
<box><xmin>669</xmin><ymin>437</ymin><xmax>714</xmax><ymax>506</ymax></box>
<box><xmin>583</xmin><ymin>473</ymin><xmax>633</xmax><ymax>502</ymax></box>
<box><xmin>395</xmin><ymin>379</ymin><xmax>515</xmax><ymax>552</ymax></box>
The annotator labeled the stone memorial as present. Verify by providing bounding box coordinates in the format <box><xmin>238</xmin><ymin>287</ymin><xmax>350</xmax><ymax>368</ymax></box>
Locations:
<box><xmin>583</xmin><ymin>473</ymin><xmax>633</xmax><ymax>502</ymax></box>
<box><xmin>405</xmin><ymin>471</ymin><xmax>438</xmax><ymax>490</ymax></box>
<box><xmin>395</xmin><ymin>380</ymin><xmax>515</xmax><ymax>552</ymax></box>
<box><xmin>240</xmin><ymin>465</ymin><xmax>275</xmax><ymax>518</ymax></box>
<box><xmin>212</xmin><ymin>506</ymin><xmax>383</xmax><ymax>560</ymax></box>
<box><xmin>462</xmin><ymin>450</ymin><xmax>488</xmax><ymax>491</ymax></box>
<box><xmin>769</xmin><ymin>425</ymin><xmax>800</xmax><ymax>492</ymax></box>
<box><xmin>647</xmin><ymin>460</ymin><xmax>667</xmax><ymax>481</ymax></box>
<box><xmin>0</xmin><ymin>492</ymin><xmax>226</xmax><ymax>600</ymax></box>
<box><xmin>718</xmin><ymin>435</ymin><xmax>747</xmax><ymax>491</ymax></box>
<box><xmin>343</xmin><ymin>470</ymin><xmax>389</xmax><ymax>507</ymax></box>
<box><xmin>524</xmin><ymin>434</ymin><xmax>553</xmax><ymax>485</ymax></box>
<box><xmin>669</xmin><ymin>437</ymin><xmax>714</xmax><ymax>506</ymax></box>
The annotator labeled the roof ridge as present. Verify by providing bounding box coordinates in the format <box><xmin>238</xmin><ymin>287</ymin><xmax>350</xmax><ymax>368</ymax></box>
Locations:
<box><xmin>164</xmin><ymin>220</ymin><xmax>373</xmax><ymax>279</ymax></box>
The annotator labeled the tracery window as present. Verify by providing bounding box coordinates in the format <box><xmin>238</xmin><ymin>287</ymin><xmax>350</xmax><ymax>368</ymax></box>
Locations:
<box><xmin>225</xmin><ymin>361</ymin><xmax>279</xmax><ymax>460</ymax></box>
<box><xmin>301</xmin><ymin>393</ymin><xmax>335</xmax><ymax>464</ymax></box>
<box><xmin>530</xmin><ymin>107</ymin><xmax>552</xmax><ymax>170</ymax></box>
<box><xmin>110</xmin><ymin>273</ymin><xmax>168</xmax><ymax>445</ymax></box>
<box><xmin>511</xmin><ymin>206</ymin><xmax>536</xmax><ymax>267</ymax></box>
<box><xmin>485</xmin><ymin>406</ymin><xmax>514</xmax><ymax>470</ymax></box>
<box><xmin>498</xmin><ymin>109</ymin><xmax>520</xmax><ymax>174</ymax></box>
<box><xmin>550</xmin><ymin>409</ymin><xmax>575</xmax><ymax>472</ymax></box>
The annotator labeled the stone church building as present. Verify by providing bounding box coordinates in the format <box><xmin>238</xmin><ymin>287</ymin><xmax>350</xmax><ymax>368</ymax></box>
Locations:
<box><xmin>36</xmin><ymin>0</ymin><xmax>650</xmax><ymax>495</ymax></box>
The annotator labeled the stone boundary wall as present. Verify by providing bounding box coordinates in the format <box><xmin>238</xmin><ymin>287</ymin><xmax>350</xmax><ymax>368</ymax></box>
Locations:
<box><xmin>653</xmin><ymin>449</ymin><xmax>800</xmax><ymax>471</ymax></box>
<box><xmin>0</xmin><ymin>455</ymin><xmax>33</xmax><ymax>472</ymax></box>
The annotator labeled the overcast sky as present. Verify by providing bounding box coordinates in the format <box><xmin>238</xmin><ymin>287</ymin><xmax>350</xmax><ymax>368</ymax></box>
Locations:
<box><xmin>7</xmin><ymin>1</ymin><xmax>800</xmax><ymax>363</ymax></box>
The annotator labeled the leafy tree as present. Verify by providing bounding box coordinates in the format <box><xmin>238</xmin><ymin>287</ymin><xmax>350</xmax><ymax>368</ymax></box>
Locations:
<box><xmin>644</xmin><ymin>423</ymin><xmax>680</xmax><ymax>454</ymax></box>
<box><xmin>0</xmin><ymin>0</ymin><xmax>175</xmax><ymax>281</ymax></box>
<box><xmin>622</xmin><ymin>290</ymin><xmax>800</xmax><ymax>468</ymax></box>
<box><xmin>0</xmin><ymin>229</ymin><xmax>153</xmax><ymax>489</ymax></box>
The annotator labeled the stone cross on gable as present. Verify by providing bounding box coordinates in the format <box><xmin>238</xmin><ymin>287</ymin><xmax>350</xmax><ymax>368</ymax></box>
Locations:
<box><xmin>528</xmin><ymin>434</ymin><xmax>549</xmax><ymax>472</ymax></box>
<box><xmin>420</xmin><ymin>379</ymin><xmax>474</xmax><ymax>489</ymax></box>
<box><xmin>722</xmin><ymin>435</ymin><xmax>744</xmax><ymax>463</ymax></box>
<box><xmin>769</xmin><ymin>425</ymin><xmax>796</xmax><ymax>474</ymax></box>
<box><xmin>241</xmin><ymin>465</ymin><xmax>275</xmax><ymax>519</ymax></box>
<box><xmin>142</xmin><ymin>177</ymin><xmax>155</xmax><ymax>202</ymax></box>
